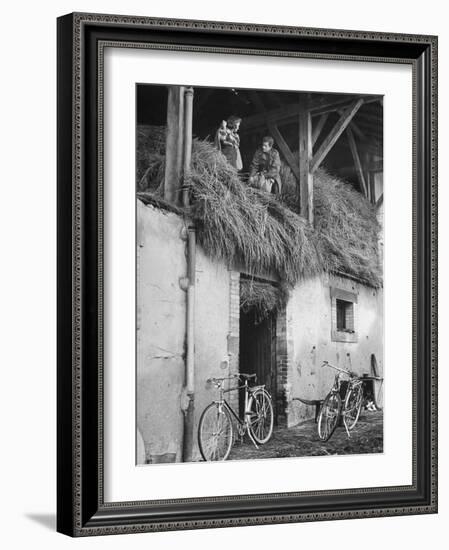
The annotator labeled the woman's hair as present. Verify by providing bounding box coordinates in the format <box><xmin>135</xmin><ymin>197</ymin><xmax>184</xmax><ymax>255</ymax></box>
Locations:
<box><xmin>227</xmin><ymin>115</ymin><xmax>242</xmax><ymax>129</ymax></box>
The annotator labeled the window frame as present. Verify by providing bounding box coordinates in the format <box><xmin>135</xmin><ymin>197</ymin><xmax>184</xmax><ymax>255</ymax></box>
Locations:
<box><xmin>330</xmin><ymin>286</ymin><xmax>358</xmax><ymax>343</ymax></box>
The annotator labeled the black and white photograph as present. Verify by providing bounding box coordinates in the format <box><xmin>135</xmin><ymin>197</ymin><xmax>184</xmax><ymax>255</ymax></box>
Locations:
<box><xmin>135</xmin><ymin>84</ymin><xmax>384</xmax><ymax>464</ymax></box>
<box><xmin>0</xmin><ymin>0</ymin><xmax>442</xmax><ymax>545</ymax></box>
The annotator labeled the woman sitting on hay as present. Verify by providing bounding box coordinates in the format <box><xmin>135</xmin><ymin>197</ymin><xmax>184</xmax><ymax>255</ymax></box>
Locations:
<box><xmin>248</xmin><ymin>136</ymin><xmax>282</xmax><ymax>195</ymax></box>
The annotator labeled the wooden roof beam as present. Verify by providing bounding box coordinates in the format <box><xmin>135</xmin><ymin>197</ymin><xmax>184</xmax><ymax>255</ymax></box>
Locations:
<box><xmin>346</xmin><ymin>126</ymin><xmax>368</xmax><ymax>197</ymax></box>
<box><xmin>337</xmin><ymin>108</ymin><xmax>366</xmax><ymax>141</ymax></box>
<box><xmin>349</xmin><ymin>121</ymin><xmax>365</xmax><ymax>140</ymax></box>
<box><xmin>241</xmin><ymin>102</ymin><xmax>305</xmax><ymax>132</ymax></box>
<box><xmin>240</xmin><ymin>95</ymin><xmax>379</xmax><ymax>133</ymax></box>
<box><xmin>311</xmin><ymin>96</ymin><xmax>379</xmax><ymax>117</ymax></box>
<box><xmin>269</xmin><ymin>122</ymin><xmax>301</xmax><ymax>183</ymax></box>
<box><xmin>312</xmin><ymin>113</ymin><xmax>329</xmax><ymax>146</ymax></box>
<box><xmin>310</xmin><ymin>98</ymin><xmax>364</xmax><ymax>173</ymax></box>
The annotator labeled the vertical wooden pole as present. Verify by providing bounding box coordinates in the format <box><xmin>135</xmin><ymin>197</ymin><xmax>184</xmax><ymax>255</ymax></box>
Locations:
<box><xmin>299</xmin><ymin>101</ymin><xmax>313</xmax><ymax>224</ymax></box>
<box><xmin>164</xmin><ymin>85</ymin><xmax>185</xmax><ymax>204</ymax></box>
<box><xmin>182</xmin><ymin>87</ymin><xmax>194</xmax><ymax>207</ymax></box>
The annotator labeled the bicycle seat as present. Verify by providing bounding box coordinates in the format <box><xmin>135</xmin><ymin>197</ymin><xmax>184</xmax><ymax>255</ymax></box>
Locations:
<box><xmin>239</xmin><ymin>373</ymin><xmax>257</xmax><ymax>382</ymax></box>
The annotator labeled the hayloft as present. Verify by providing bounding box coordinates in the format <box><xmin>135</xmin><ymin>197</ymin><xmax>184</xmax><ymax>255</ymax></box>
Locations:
<box><xmin>136</xmin><ymin>84</ymin><xmax>384</xmax><ymax>464</ymax></box>
<box><xmin>138</xmin><ymin>137</ymin><xmax>381</xmax><ymax>288</ymax></box>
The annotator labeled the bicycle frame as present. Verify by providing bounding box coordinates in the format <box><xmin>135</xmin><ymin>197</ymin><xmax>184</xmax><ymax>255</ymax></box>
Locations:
<box><xmin>321</xmin><ymin>361</ymin><xmax>364</xmax><ymax>437</ymax></box>
<box><xmin>323</xmin><ymin>361</ymin><xmax>360</xmax><ymax>390</ymax></box>
<box><xmin>209</xmin><ymin>376</ymin><xmax>263</xmax><ymax>449</ymax></box>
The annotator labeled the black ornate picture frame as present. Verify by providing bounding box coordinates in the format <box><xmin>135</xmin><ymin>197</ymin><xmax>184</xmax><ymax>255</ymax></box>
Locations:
<box><xmin>57</xmin><ymin>12</ymin><xmax>438</xmax><ymax>536</ymax></box>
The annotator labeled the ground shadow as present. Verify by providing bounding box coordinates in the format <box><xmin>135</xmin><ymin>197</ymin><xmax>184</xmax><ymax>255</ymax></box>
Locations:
<box><xmin>25</xmin><ymin>513</ymin><xmax>56</xmax><ymax>531</ymax></box>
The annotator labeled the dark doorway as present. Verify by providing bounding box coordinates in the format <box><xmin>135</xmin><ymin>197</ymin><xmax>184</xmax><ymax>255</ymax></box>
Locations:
<box><xmin>239</xmin><ymin>307</ymin><xmax>277</xmax><ymax>424</ymax></box>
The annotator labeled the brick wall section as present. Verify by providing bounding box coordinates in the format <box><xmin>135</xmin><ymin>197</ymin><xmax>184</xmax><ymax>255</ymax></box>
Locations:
<box><xmin>275</xmin><ymin>307</ymin><xmax>289</xmax><ymax>426</ymax></box>
<box><xmin>227</xmin><ymin>271</ymin><xmax>240</xmax><ymax>412</ymax></box>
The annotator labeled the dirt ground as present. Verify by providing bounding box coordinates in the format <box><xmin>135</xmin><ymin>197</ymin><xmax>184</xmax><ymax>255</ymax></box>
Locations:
<box><xmin>228</xmin><ymin>410</ymin><xmax>383</xmax><ymax>461</ymax></box>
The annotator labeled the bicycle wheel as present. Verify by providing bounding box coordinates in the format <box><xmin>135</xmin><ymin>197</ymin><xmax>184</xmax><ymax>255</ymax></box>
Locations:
<box><xmin>198</xmin><ymin>403</ymin><xmax>233</xmax><ymax>461</ymax></box>
<box><xmin>317</xmin><ymin>392</ymin><xmax>342</xmax><ymax>441</ymax></box>
<box><xmin>344</xmin><ymin>382</ymin><xmax>364</xmax><ymax>430</ymax></box>
<box><xmin>248</xmin><ymin>388</ymin><xmax>274</xmax><ymax>444</ymax></box>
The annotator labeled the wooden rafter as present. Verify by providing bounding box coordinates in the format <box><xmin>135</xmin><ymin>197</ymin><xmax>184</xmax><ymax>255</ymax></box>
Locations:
<box><xmin>312</xmin><ymin>96</ymin><xmax>379</xmax><ymax>117</ymax></box>
<box><xmin>240</xmin><ymin>95</ymin><xmax>379</xmax><ymax>133</ymax></box>
<box><xmin>312</xmin><ymin>113</ymin><xmax>329</xmax><ymax>146</ymax></box>
<box><xmin>241</xmin><ymin>101</ymin><xmax>301</xmax><ymax>132</ymax></box>
<box><xmin>310</xmin><ymin>98</ymin><xmax>364</xmax><ymax>173</ymax></box>
<box><xmin>269</xmin><ymin>122</ymin><xmax>301</xmax><ymax>182</ymax></box>
<box><xmin>346</xmin><ymin>127</ymin><xmax>368</xmax><ymax>197</ymax></box>
<box><xmin>349</xmin><ymin>121</ymin><xmax>365</xmax><ymax>140</ymax></box>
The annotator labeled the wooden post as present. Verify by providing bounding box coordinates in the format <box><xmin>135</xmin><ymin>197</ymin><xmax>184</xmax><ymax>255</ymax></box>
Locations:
<box><xmin>299</xmin><ymin>101</ymin><xmax>313</xmax><ymax>224</ymax></box>
<box><xmin>164</xmin><ymin>85</ymin><xmax>185</xmax><ymax>204</ymax></box>
<box><xmin>182</xmin><ymin>87</ymin><xmax>194</xmax><ymax>207</ymax></box>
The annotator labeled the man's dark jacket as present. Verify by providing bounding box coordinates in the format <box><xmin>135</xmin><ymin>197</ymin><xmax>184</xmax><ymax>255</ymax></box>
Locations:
<box><xmin>249</xmin><ymin>147</ymin><xmax>282</xmax><ymax>190</ymax></box>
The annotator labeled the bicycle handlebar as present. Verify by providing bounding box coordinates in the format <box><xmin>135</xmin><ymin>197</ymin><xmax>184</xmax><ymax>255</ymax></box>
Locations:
<box><xmin>207</xmin><ymin>373</ymin><xmax>257</xmax><ymax>384</ymax></box>
<box><xmin>321</xmin><ymin>361</ymin><xmax>357</xmax><ymax>378</ymax></box>
<box><xmin>206</xmin><ymin>374</ymin><xmax>238</xmax><ymax>384</ymax></box>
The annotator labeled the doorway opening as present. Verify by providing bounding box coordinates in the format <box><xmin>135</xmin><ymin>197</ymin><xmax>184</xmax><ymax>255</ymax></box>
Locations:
<box><xmin>239</xmin><ymin>283</ymin><xmax>278</xmax><ymax>425</ymax></box>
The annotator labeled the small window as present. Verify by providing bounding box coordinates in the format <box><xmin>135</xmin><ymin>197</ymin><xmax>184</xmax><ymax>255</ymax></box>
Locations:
<box><xmin>330</xmin><ymin>287</ymin><xmax>358</xmax><ymax>343</ymax></box>
<box><xmin>336</xmin><ymin>299</ymin><xmax>354</xmax><ymax>332</ymax></box>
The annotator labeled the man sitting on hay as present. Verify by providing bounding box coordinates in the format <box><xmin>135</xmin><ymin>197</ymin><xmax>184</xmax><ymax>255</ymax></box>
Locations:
<box><xmin>248</xmin><ymin>136</ymin><xmax>282</xmax><ymax>195</ymax></box>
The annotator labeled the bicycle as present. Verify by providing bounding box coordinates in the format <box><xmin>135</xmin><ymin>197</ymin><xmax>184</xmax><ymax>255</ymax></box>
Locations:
<box><xmin>198</xmin><ymin>373</ymin><xmax>274</xmax><ymax>461</ymax></box>
<box><xmin>317</xmin><ymin>361</ymin><xmax>365</xmax><ymax>441</ymax></box>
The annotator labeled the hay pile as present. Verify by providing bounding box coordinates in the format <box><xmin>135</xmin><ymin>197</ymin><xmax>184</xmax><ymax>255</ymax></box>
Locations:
<box><xmin>240</xmin><ymin>279</ymin><xmax>287</xmax><ymax>322</ymax></box>
<box><xmin>137</xmin><ymin>125</ymin><xmax>166</xmax><ymax>190</ymax></box>
<box><xmin>313</xmin><ymin>171</ymin><xmax>382</xmax><ymax>286</ymax></box>
<box><xmin>137</xmin><ymin>130</ymin><xmax>382</xmax><ymax>289</ymax></box>
<box><xmin>186</xmin><ymin>140</ymin><xmax>323</xmax><ymax>286</ymax></box>
<box><xmin>280</xmin><ymin>159</ymin><xmax>382</xmax><ymax>286</ymax></box>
